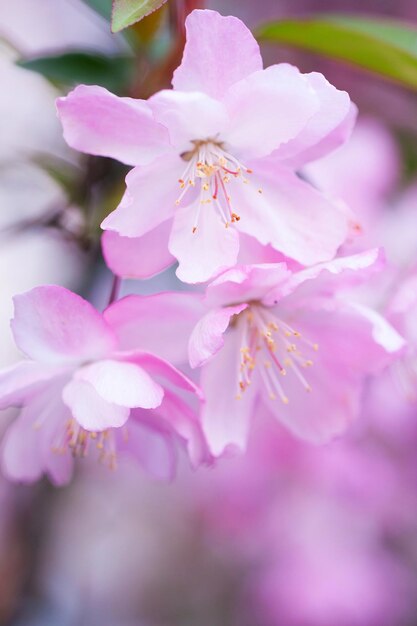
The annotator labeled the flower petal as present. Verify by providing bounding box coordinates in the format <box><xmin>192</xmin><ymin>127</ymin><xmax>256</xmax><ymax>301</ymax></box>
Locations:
<box><xmin>62</xmin><ymin>378</ymin><xmax>130</xmax><ymax>431</ymax></box>
<box><xmin>57</xmin><ymin>84</ymin><xmax>170</xmax><ymax>166</ymax></box>
<box><xmin>233</xmin><ymin>165</ymin><xmax>348</xmax><ymax>266</ymax></box>
<box><xmin>387</xmin><ymin>270</ymin><xmax>417</xmax><ymax>340</ymax></box>
<box><xmin>149</xmin><ymin>90</ymin><xmax>228</xmax><ymax>152</ymax></box>
<box><xmin>237</xmin><ymin>233</ymin><xmax>292</xmax><ymax>266</ymax></box>
<box><xmin>346</xmin><ymin>303</ymin><xmax>406</xmax><ymax>359</ymax></box>
<box><xmin>222</xmin><ymin>64</ymin><xmax>319</xmax><ymax>159</ymax></box>
<box><xmin>122</xmin><ymin>351</ymin><xmax>203</xmax><ymax>399</ymax></box>
<box><xmin>73</xmin><ymin>359</ymin><xmax>164</xmax><ymax>409</ymax></box>
<box><xmin>169</xmin><ymin>202</ymin><xmax>240</xmax><ymax>283</ymax></box>
<box><xmin>173</xmin><ymin>9</ymin><xmax>262</xmax><ymax>99</ymax></box>
<box><xmin>104</xmin><ymin>292</ymin><xmax>205</xmax><ymax>364</ymax></box>
<box><xmin>11</xmin><ymin>286</ymin><xmax>116</xmax><ymax>365</ymax></box>
<box><xmin>101</xmin><ymin>222</ymin><xmax>175</xmax><ymax>279</ymax></box>
<box><xmin>205</xmin><ymin>263</ymin><xmax>291</xmax><ymax>308</ymax></box>
<box><xmin>2</xmin><ymin>385</ymin><xmax>73</xmax><ymax>486</ymax></box>
<box><xmin>189</xmin><ymin>304</ymin><xmax>247</xmax><ymax>368</ymax></box>
<box><xmin>150</xmin><ymin>389</ymin><xmax>210</xmax><ymax>468</ymax></box>
<box><xmin>0</xmin><ymin>361</ymin><xmax>60</xmax><ymax>410</ymax></box>
<box><xmin>101</xmin><ymin>153</ymin><xmax>185</xmax><ymax>237</ymax></box>
<box><xmin>270</xmin><ymin>248</ymin><xmax>385</xmax><ymax>303</ymax></box>
<box><xmin>305</xmin><ymin>117</ymin><xmax>399</xmax><ymax>224</ymax></box>
<box><xmin>265</xmin><ymin>301</ymin><xmax>405</xmax><ymax>443</ymax></box>
<box><xmin>201</xmin><ymin>328</ymin><xmax>257</xmax><ymax>456</ymax></box>
<box><xmin>273</xmin><ymin>72</ymin><xmax>356</xmax><ymax>168</ymax></box>
<box><xmin>119</xmin><ymin>416</ymin><xmax>176</xmax><ymax>480</ymax></box>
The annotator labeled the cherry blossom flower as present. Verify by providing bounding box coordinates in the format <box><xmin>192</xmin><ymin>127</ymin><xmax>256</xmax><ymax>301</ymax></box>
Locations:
<box><xmin>57</xmin><ymin>9</ymin><xmax>355</xmax><ymax>283</ymax></box>
<box><xmin>0</xmin><ymin>286</ymin><xmax>206</xmax><ymax>485</ymax></box>
<box><xmin>187</xmin><ymin>250</ymin><xmax>405</xmax><ymax>455</ymax></box>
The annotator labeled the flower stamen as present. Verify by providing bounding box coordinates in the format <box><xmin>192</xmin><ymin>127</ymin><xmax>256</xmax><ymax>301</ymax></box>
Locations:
<box><xmin>177</xmin><ymin>139</ymin><xmax>251</xmax><ymax>233</ymax></box>
<box><xmin>50</xmin><ymin>419</ymin><xmax>118</xmax><ymax>470</ymax></box>
<box><xmin>236</xmin><ymin>305</ymin><xmax>318</xmax><ymax>403</ymax></box>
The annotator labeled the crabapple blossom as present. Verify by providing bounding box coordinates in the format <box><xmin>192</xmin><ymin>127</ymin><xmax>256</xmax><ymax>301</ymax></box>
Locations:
<box><xmin>187</xmin><ymin>250</ymin><xmax>405</xmax><ymax>455</ymax></box>
<box><xmin>0</xmin><ymin>286</ymin><xmax>206</xmax><ymax>485</ymax></box>
<box><xmin>57</xmin><ymin>9</ymin><xmax>356</xmax><ymax>283</ymax></box>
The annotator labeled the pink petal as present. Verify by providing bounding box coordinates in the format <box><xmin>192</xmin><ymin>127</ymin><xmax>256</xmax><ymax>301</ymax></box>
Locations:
<box><xmin>270</xmin><ymin>248</ymin><xmax>385</xmax><ymax>304</ymax></box>
<box><xmin>201</xmin><ymin>328</ymin><xmax>257</xmax><ymax>456</ymax></box>
<box><xmin>101</xmin><ymin>222</ymin><xmax>175</xmax><ymax>279</ymax></box>
<box><xmin>57</xmin><ymin>84</ymin><xmax>170</xmax><ymax>166</ymax></box>
<box><xmin>265</xmin><ymin>301</ymin><xmax>405</xmax><ymax>443</ymax></box>
<box><xmin>205</xmin><ymin>263</ymin><xmax>291</xmax><ymax>308</ymax></box>
<box><xmin>62</xmin><ymin>379</ymin><xmax>130</xmax><ymax>431</ymax></box>
<box><xmin>297</xmin><ymin>102</ymin><xmax>357</xmax><ymax>168</ymax></box>
<box><xmin>223</xmin><ymin>64</ymin><xmax>319</xmax><ymax>159</ymax></box>
<box><xmin>189</xmin><ymin>304</ymin><xmax>247</xmax><ymax>368</ymax></box>
<box><xmin>233</xmin><ymin>164</ymin><xmax>348</xmax><ymax>266</ymax></box>
<box><xmin>2</xmin><ymin>386</ymin><xmax>73</xmax><ymax>485</ymax></box>
<box><xmin>101</xmin><ymin>153</ymin><xmax>184</xmax><ymax>237</ymax></box>
<box><xmin>73</xmin><ymin>359</ymin><xmax>164</xmax><ymax>409</ymax></box>
<box><xmin>150</xmin><ymin>389</ymin><xmax>210</xmax><ymax>468</ymax></box>
<box><xmin>122</xmin><ymin>351</ymin><xmax>203</xmax><ymax>399</ymax></box>
<box><xmin>264</xmin><ymin>362</ymin><xmax>360</xmax><ymax>444</ymax></box>
<box><xmin>347</xmin><ymin>303</ymin><xmax>406</xmax><ymax>359</ymax></box>
<box><xmin>11</xmin><ymin>286</ymin><xmax>116</xmax><ymax>365</ymax></box>
<box><xmin>104</xmin><ymin>292</ymin><xmax>205</xmax><ymax>364</ymax></box>
<box><xmin>119</xmin><ymin>417</ymin><xmax>176</xmax><ymax>480</ymax></box>
<box><xmin>169</xmin><ymin>203</ymin><xmax>240</xmax><ymax>283</ymax></box>
<box><xmin>0</xmin><ymin>361</ymin><xmax>61</xmax><ymax>410</ymax></box>
<box><xmin>387</xmin><ymin>271</ymin><xmax>417</xmax><ymax>338</ymax></box>
<box><xmin>2</xmin><ymin>413</ymin><xmax>45</xmax><ymax>483</ymax></box>
<box><xmin>305</xmin><ymin>117</ymin><xmax>399</xmax><ymax>224</ymax></box>
<box><xmin>172</xmin><ymin>9</ymin><xmax>262</xmax><ymax>99</ymax></box>
<box><xmin>149</xmin><ymin>89</ymin><xmax>228</xmax><ymax>152</ymax></box>
<box><xmin>272</xmin><ymin>72</ymin><xmax>356</xmax><ymax>168</ymax></box>
<box><xmin>237</xmin><ymin>233</ymin><xmax>293</xmax><ymax>266</ymax></box>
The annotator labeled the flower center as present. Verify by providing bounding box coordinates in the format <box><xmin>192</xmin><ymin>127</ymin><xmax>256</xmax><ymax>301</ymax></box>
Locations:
<box><xmin>50</xmin><ymin>419</ymin><xmax>127</xmax><ymax>470</ymax></box>
<box><xmin>236</xmin><ymin>304</ymin><xmax>318</xmax><ymax>403</ymax></box>
<box><xmin>177</xmin><ymin>139</ymin><xmax>261</xmax><ymax>233</ymax></box>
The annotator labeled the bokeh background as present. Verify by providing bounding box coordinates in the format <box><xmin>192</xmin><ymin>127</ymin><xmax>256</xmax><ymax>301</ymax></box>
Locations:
<box><xmin>2</xmin><ymin>1</ymin><xmax>417</xmax><ymax>624</ymax></box>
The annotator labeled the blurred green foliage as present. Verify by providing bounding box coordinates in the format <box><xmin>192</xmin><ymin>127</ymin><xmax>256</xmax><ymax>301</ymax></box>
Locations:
<box><xmin>82</xmin><ymin>0</ymin><xmax>112</xmax><ymax>20</ymax></box>
<box><xmin>17</xmin><ymin>52</ymin><xmax>134</xmax><ymax>93</ymax></box>
<box><xmin>257</xmin><ymin>15</ymin><xmax>417</xmax><ymax>90</ymax></box>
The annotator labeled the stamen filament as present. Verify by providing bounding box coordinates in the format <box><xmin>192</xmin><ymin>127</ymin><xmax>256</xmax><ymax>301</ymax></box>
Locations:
<box><xmin>177</xmin><ymin>140</ymin><xmax>251</xmax><ymax>233</ymax></box>
<box><xmin>235</xmin><ymin>304</ymin><xmax>318</xmax><ymax>404</ymax></box>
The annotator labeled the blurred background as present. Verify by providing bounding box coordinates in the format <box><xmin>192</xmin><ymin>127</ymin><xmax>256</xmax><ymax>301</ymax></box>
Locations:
<box><xmin>2</xmin><ymin>1</ymin><xmax>417</xmax><ymax>624</ymax></box>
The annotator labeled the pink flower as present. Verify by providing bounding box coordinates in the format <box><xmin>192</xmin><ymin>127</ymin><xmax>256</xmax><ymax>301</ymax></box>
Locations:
<box><xmin>187</xmin><ymin>250</ymin><xmax>405</xmax><ymax>455</ymax></box>
<box><xmin>0</xmin><ymin>286</ymin><xmax>206</xmax><ymax>485</ymax></box>
<box><xmin>57</xmin><ymin>9</ymin><xmax>355</xmax><ymax>283</ymax></box>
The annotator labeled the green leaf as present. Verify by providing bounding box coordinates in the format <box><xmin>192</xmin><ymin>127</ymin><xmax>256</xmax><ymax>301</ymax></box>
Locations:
<box><xmin>17</xmin><ymin>52</ymin><xmax>134</xmax><ymax>93</ymax></box>
<box><xmin>257</xmin><ymin>15</ymin><xmax>417</xmax><ymax>90</ymax></box>
<box><xmin>82</xmin><ymin>0</ymin><xmax>112</xmax><ymax>20</ymax></box>
<box><xmin>111</xmin><ymin>0</ymin><xmax>168</xmax><ymax>33</ymax></box>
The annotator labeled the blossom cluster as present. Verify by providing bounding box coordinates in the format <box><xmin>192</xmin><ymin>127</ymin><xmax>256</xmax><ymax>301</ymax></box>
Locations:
<box><xmin>0</xmin><ymin>9</ymin><xmax>409</xmax><ymax>486</ymax></box>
